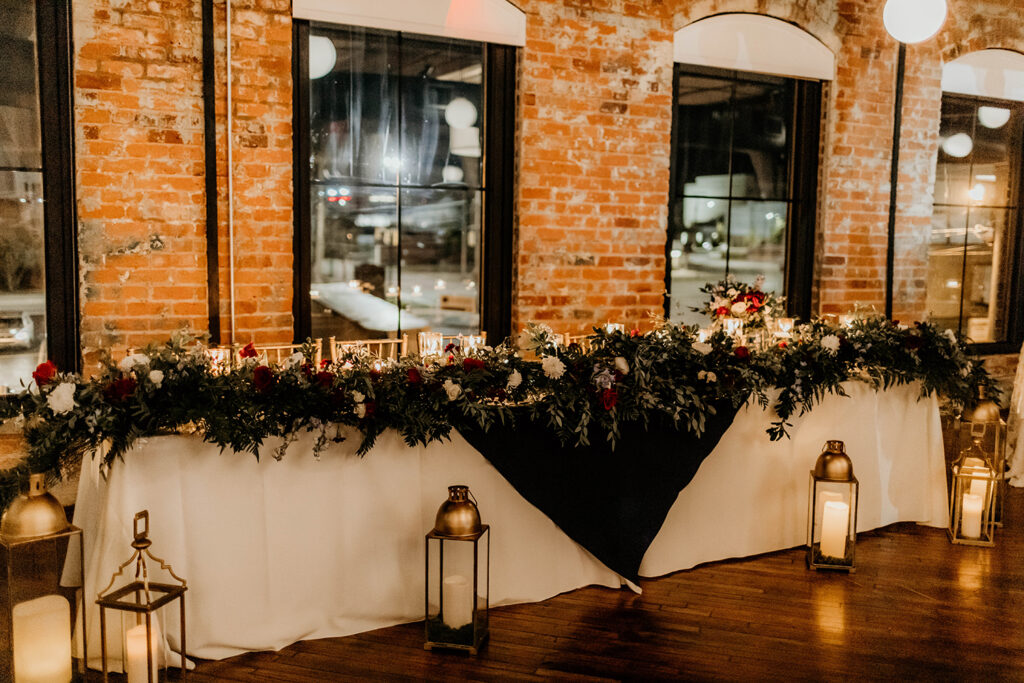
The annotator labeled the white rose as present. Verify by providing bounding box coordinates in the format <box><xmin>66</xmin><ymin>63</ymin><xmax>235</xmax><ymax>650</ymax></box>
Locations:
<box><xmin>541</xmin><ymin>356</ymin><xmax>566</xmax><ymax>379</ymax></box>
<box><xmin>354</xmin><ymin>403</ymin><xmax>366</xmax><ymax>418</ymax></box>
<box><xmin>730</xmin><ymin>301</ymin><xmax>748</xmax><ymax>316</ymax></box>
<box><xmin>148</xmin><ymin>370</ymin><xmax>164</xmax><ymax>387</ymax></box>
<box><xmin>820</xmin><ymin>334</ymin><xmax>840</xmax><ymax>354</ymax></box>
<box><xmin>516</xmin><ymin>329</ymin><xmax>533</xmax><ymax>349</ymax></box>
<box><xmin>943</xmin><ymin>329</ymin><xmax>958</xmax><ymax>345</ymax></box>
<box><xmin>285</xmin><ymin>352</ymin><xmax>304</xmax><ymax>368</ymax></box>
<box><xmin>47</xmin><ymin>382</ymin><xmax>77</xmax><ymax>414</ymax></box>
<box><xmin>443</xmin><ymin>379</ymin><xmax>462</xmax><ymax>401</ymax></box>
<box><xmin>118</xmin><ymin>354</ymin><xmax>148</xmax><ymax>372</ymax></box>
<box><xmin>506</xmin><ymin>369</ymin><xmax>522</xmax><ymax>389</ymax></box>
<box><xmin>727</xmin><ymin>288</ymin><xmax>738</xmax><ymax>298</ymax></box>
<box><xmin>351</xmin><ymin>390</ymin><xmax>365</xmax><ymax>403</ymax></box>
<box><xmin>693</xmin><ymin>342</ymin><xmax>712</xmax><ymax>355</ymax></box>
<box><xmin>614</xmin><ymin>356</ymin><xmax>629</xmax><ymax>375</ymax></box>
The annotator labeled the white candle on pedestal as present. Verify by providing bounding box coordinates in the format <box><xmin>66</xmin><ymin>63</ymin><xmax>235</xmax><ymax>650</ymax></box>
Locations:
<box><xmin>12</xmin><ymin>595</ymin><xmax>71</xmax><ymax>683</ymax></box>
<box><xmin>125</xmin><ymin>620</ymin><xmax>163</xmax><ymax>683</ymax></box>
<box><xmin>441</xmin><ymin>575</ymin><xmax>474</xmax><ymax>629</ymax></box>
<box><xmin>961</xmin><ymin>493</ymin><xmax>984</xmax><ymax>539</ymax></box>
<box><xmin>820</xmin><ymin>501</ymin><xmax>850</xmax><ymax>560</ymax></box>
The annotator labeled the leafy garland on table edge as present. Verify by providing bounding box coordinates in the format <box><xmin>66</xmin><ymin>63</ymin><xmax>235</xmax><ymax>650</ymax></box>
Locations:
<box><xmin>0</xmin><ymin>317</ymin><xmax>999</xmax><ymax>511</ymax></box>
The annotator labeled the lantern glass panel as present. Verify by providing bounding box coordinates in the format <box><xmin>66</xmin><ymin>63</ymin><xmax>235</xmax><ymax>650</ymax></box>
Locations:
<box><xmin>425</xmin><ymin>527</ymin><xmax>489</xmax><ymax>653</ymax></box>
<box><xmin>953</xmin><ymin>417</ymin><xmax>1007</xmax><ymax>526</ymax></box>
<box><xmin>807</xmin><ymin>478</ymin><xmax>857</xmax><ymax>570</ymax></box>
<box><xmin>949</xmin><ymin>464</ymin><xmax>997</xmax><ymax>546</ymax></box>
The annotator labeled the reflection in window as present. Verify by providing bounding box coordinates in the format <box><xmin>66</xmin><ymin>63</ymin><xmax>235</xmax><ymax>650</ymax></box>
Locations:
<box><xmin>667</xmin><ymin>65</ymin><xmax>816</xmax><ymax>326</ymax></box>
<box><xmin>307</xmin><ymin>26</ymin><xmax>483</xmax><ymax>345</ymax></box>
<box><xmin>0</xmin><ymin>0</ymin><xmax>46</xmax><ymax>390</ymax></box>
<box><xmin>927</xmin><ymin>95</ymin><xmax>1021</xmax><ymax>343</ymax></box>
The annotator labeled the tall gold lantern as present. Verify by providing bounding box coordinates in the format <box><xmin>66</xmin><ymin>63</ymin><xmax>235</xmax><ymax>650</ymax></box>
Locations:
<box><xmin>948</xmin><ymin>438</ymin><xmax>998</xmax><ymax>546</ymax></box>
<box><xmin>953</xmin><ymin>391</ymin><xmax>1006</xmax><ymax>526</ymax></box>
<box><xmin>807</xmin><ymin>441</ymin><xmax>859</xmax><ymax>572</ymax></box>
<box><xmin>0</xmin><ymin>474</ymin><xmax>87</xmax><ymax>682</ymax></box>
<box><xmin>425</xmin><ymin>485</ymin><xmax>489</xmax><ymax>654</ymax></box>
<box><xmin>96</xmin><ymin>510</ymin><xmax>187</xmax><ymax>682</ymax></box>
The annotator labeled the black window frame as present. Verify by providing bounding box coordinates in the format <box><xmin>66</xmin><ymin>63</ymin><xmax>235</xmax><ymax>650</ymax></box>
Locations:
<box><xmin>665</xmin><ymin>63</ymin><xmax>821</xmax><ymax>322</ymax></box>
<box><xmin>930</xmin><ymin>91</ymin><xmax>1024</xmax><ymax>355</ymax></box>
<box><xmin>292</xmin><ymin>20</ymin><xmax>516</xmax><ymax>345</ymax></box>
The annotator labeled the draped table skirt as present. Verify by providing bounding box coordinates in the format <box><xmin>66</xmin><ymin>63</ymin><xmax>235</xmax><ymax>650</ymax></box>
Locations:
<box><xmin>66</xmin><ymin>382</ymin><xmax>948</xmax><ymax>666</ymax></box>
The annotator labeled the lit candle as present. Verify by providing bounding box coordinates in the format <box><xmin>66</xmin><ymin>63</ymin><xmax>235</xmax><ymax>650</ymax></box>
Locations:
<box><xmin>815</xmin><ymin>491</ymin><xmax>844</xmax><ymax>537</ymax></box>
<box><xmin>125</xmin><ymin>620</ymin><xmax>163</xmax><ymax>683</ymax></box>
<box><xmin>838</xmin><ymin>314</ymin><xmax>856</xmax><ymax>328</ymax></box>
<box><xmin>723</xmin><ymin>317</ymin><xmax>743</xmax><ymax>339</ymax></box>
<box><xmin>968</xmin><ymin>468</ymin><xmax>991</xmax><ymax>499</ymax></box>
<box><xmin>961</xmin><ymin>493</ymin><xmax>984</xmax><ymax>539</ymax></box>
<box><xmin>605</xmin><ymin>323</ymin><xmax>624</xmax><ymax>334</ymax></box>
<box><xmin>819</xmin><ymin>501</ymin><xmax>850</xmax><ymax>560</ymax></box>
<box><xmin>12</xmin><ymin>595</ymin><xmax>71</xmax><ymax>683</ymax></box>
<box><xmin>775</xmin><ymin>317</ymin><xmax>794</xmax><ymax>338</ymax></box>
<box><xmin>697</xmin><ymin>328</ymin><xmax>711</xmax><ymax>343</ymax></box>
<box><xmin>441</xmin><ymin>575</ymin><xmax>474</xmax><ymax>629</ymax></box>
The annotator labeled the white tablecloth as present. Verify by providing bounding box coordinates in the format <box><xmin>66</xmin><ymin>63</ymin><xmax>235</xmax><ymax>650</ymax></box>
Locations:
<box><xmin>68</xmin><ymin>382</ymin><xmax>947</xmax><ymax>666</ymax></box>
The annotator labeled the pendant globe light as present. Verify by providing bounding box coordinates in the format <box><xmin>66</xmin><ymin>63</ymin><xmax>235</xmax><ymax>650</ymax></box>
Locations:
<box><xmin>882</xmin><ymin>0</ymin><xmax>947</xmax><ymax>44</ymax></box>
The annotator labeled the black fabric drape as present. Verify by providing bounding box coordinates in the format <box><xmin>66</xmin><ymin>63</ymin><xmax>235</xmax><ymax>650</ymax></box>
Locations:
<box><xmin>458</xmin><ymin>402</ymin><xmax>740</xmax><ymax>583</ymax></box>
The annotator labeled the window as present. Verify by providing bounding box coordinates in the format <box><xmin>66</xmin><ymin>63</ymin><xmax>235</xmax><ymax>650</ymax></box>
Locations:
<box><xmin>0</xmin><ymin>0</ymin><xmax>77</xmax><ymax>390</ymax></box>
<box><xmin>927</xmin><ymin>94</ymin><xmax>1023</xmax><ymax>347</ymax></box>
<box><xmin>293</xmin><ymin>22</ymin><xmax>515</xmax><ymax>348</ymax></box>
<box><xmin>666</xmin><ymin>65</ymin><xmax>820</xmax><ymax>325</ymax></box>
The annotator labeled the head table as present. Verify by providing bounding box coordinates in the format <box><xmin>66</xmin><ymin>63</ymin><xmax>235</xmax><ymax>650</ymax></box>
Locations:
<box><xmin>63</xmin><ymin>381</ymin><xmax>947</xmax><ymax>668</ymax></box>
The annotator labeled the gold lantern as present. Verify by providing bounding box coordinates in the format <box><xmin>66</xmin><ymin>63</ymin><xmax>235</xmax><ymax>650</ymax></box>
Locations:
<box><xmin>948</xmin><ymin>438</ymin><xmax>997</xmax><ymax>546</ymax></box>
<box><xmin>952</xmin><ymin>391</ymin><xmax>1006</xmax><ymax>526</ymax></box>
<box><xmin>807</xmin><ymin>441</ymin><xmax>859</xmax><ymax>571</ymax></box>
<box><xmin>425</xmin><ymin>485</ymin><xmax>489</xmax><ymax>654</ymax></box>
<box><xmin>96</xmin><ymin>510</ymin><xmax>187</xmax><ymax>682</ymax></box>
<box><xmin>0</xmin><ymin>473</ymin><xmax>87</xmax><ymax>682</ymax></box>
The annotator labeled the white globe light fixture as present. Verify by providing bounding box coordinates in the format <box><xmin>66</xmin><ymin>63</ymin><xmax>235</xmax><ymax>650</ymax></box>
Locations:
<box><xmin>309</xmin><ymin>36</ymin><xmax>337</xmax><ymax>80</ymax></box>
<box><xmin>882</xmin><ymin>0</ymin><xmax>947</xmax><ymax>44</ymax></box>
<box><xmin>442</xmin><ymin>165</ymin><xmax>465</xmax><ymax>183</ymax></box>
<box><xmin>978</xmin><ymin>106</ymin><xmax>1011</xmax><ymax>129</ymax></box>
<box><xmin>941</xmin><ymin>133</ymin><xmax>974</xmax><ymax>158</ymax></box>
<box><xmin>444</xmin><ymin>97</ymin><xmax>478</xmax><ymax>129</ymax></box>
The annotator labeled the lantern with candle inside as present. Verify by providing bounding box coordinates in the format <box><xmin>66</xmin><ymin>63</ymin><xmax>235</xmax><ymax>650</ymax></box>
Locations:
<box><xmin>96</xmin><ymin>510</ymin><xmax>186</xmax><ymax>682</ymax></box>
<box><xmin>807</xmin><ymin>441</ymin><xmax>859</xmax><ymax>571</ymax></box>
<box><xmin>948</xmin><ymin>439</ymin><xmax>997</xmax><ymax>546</ymax></box>
<box><xmin>418</xmin><ymin>332</ymin><xmax>444</xmax><ymax>356</ymax></box>
<box><xmin>0</xmin><ymin>473</ymin><xmax>87</xmax><ymax>682</ymax></box>
<box><xmin>425</xmin><ymin>485</ymin><xmax>489</xmax><ymax>654</ymax></box>
<box><xmin>951</xmin><ymin>388</ymin><xmax>1006</xmax><ymax>526</ymax></box>
<box><xmin>722</xmin><ymin>317</ymin><xmax>744</xmax><ymax>340</ymax></box>
<box><xmin>773</xmin><ymin>318</ymin><xmax>794</xmax><ymax>339</ymax></box>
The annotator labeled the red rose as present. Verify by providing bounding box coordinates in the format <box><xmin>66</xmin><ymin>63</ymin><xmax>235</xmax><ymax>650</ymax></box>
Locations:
<box><xmin>314</xmin><ymin>370</ymin><xmax>334</xmax><ymax>389</ymax></box>
<box><xmin>32</xmin><ymin>361</ymin><xmax>57</xmax><ymax>387</ymax></box>
<box><xmin>600</xmin><ymin>387</ymin><xmax>618</xmax><ymax>411</ymax></box>
<box><xmin>734</xmin><ymin>346</ymin><xmax>751</xmax><ymax>360</ymax></box>
<box><xmin>462</xmin><ymin>358</ymin><xmax>485</xmax><ymax>372</ymax></box>
<box><xmin>407</xmin><ymin>368</ymin><xmax>422</xmax><ymax>384</ymax></box>
<box><xmin>253</xmin><ymin>366</ymin><xmax>274</xmax><ymax>392</ymax></box>
<box><xmin>444</xmin><ymin>343</ymin><xmax>458</xmax><ymax>353</ymax></box>
<box><xmin>778</xmin><ymin>341</ymin><xmax>788</xmax><ymax>349</ymax></box>
<box><xmin>104</xmin><ymin>376</ymin><xmax>137</xmax><ymax>401</ymax></box>
<box><xmin>630</xmin><ymin>328</ymin><xmax>641</xmax><ymax>337</ymax></box>
<box><xmin>715</xmin><ymin>306</ymin><xmax>730</xmax><ymax>317</ymax></box>
<box><xmin>239</xmin><ymin>342</ymin><xmax>258</xmax><ymax>359</ymax></box>
<box><xmin>320</xmin><ymin>358</ymin><xmax>330</xmax><ymax>368</ymax></box>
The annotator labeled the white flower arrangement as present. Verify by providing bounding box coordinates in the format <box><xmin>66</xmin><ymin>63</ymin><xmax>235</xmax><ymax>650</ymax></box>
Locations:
<box><xmin>443</xmin><ymin>379</ymin><xmax>462</xmax><ymax>400</ymax></box>
<box><xmin>148</xmin><ymin>370</ymin><xmax>164</xmax><ymax>387</ymax></box>
<box><xmin>506</xmin><ymin>369</ymin><xmax>522</xmax><ymax>389</ymax></box>
<box><xmin>541</xmin><ymin>356</ymin><xmax>566</xmax><ymax>379</ymax></box>
<box><xmin>46</xmin><ymin>382</ymin><xmax>77</xmax><ymax>414</ymax></box>
<box><xmin>118</xmin><ymin>353</ymin><xmax>150</xmax><ymax>373</ymax></box>
<box><xmin>820</xmin><ymin>334</ymin><xmax>840</xmax><ymax>354</ymax></box>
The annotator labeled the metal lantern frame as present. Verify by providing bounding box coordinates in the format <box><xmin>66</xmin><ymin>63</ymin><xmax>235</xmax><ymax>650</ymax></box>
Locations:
<box><xmin>807</xmin><ymin>441</ymin><xmax>859</xmax><ymax>572</ymax></box>
<box><xmin>952</xmin><ymin>409</ymin><xmax>1006</xmax><ymax>527</ymax></box>
<box><xmin>1</xmin><ymin>524</ymin><xmax>87</xmax><ymax>681</ymax></box>
<box><xmin>97</xmin><ymin>510</ymin><xmax>187</xmax><ymax>682</ymax></box>
<box><xmin>948</xmin><ymin>461</ymin><xmax>997</xmax><ymax>546</ymax></box>
<box><xmin>424</xmin><ymin>525</ymin><xmax>490</xmax><ymax>654</ymax></box>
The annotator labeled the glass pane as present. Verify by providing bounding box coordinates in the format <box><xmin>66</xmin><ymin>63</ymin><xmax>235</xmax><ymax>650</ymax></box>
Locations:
<box><xmin>400</xmin><ymin>36</ymin><xmax>483</xmax><ymax>188</ymax></box>
<box><xmin>727</xmin><ymin>200</ymin><xmax>787</xmax><ymax>294</ymax></box>
<box><xmin>935</xmin><ymin>98</ymin><xmax>975</xmax><ymax>206</ymax></box>
<box><xmin>668</xmin><ymin>197</ymin><xmax>727</xmax><ymax>326</ymax></box>
<box><xmin>961</xmin><ymin>207</ymin><xmax>1012</xmax><ymax>343</ymax></box>
<box><xmin>0</xmin><ymin>0</ymin><xmax>44</xmax><ymax>391</ymax></box>
<box><xmin>310</xmin><ymin>26</ymin><xmax>399</xmax><ymax>185</ymax></box>
<box><xmin>675</xmin><ymin>73</ymin><xmax>734</xmax><ymax>198</ymax></box>
<box><xmin>971</xmin><ymin>103</ymin><xmax>1019</xmax><ymax>208</ymax></box>
<box><xmin>310</xmin><ymin>183</ymin><xmax>401</xmax><ymax>342</ymax></box>
<box><xmin>399</xmin><ymin>188</ymin><xmax>481</xmax><ymax>336</ymax></box>
<box><xmin>728</xmin><ymin>80</ymin><xmax>792</xmax><ymax>199</ymax></box>
<box><xmin>926</xmin><ymin>206</ymin><xmax>968</xmax><ymax>335</ymax></box>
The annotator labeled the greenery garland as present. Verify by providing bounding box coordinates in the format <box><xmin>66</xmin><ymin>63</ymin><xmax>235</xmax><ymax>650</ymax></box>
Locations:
<box><xmin>0</xmin><ymin>315</ymin><xmax>998</xmax><ymax>510</ymax></box>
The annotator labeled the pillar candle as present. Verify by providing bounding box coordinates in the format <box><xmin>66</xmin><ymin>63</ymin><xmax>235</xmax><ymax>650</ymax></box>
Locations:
<box><xmin>961</xmin><ymin>493</ymin><xmax>984</xmax><ymax>539</ymax></box>
<box><xmin>12</xmin><ymin>595</ymin><xmax>71</xmax><ymax>683</ymax></box>
<box><xmin>816</xmin><ymin>491</ymin><xmax>844</xmax><ymax>535</ymax></box>
<box><xmin>441</xmin><ymin>575</ymin><xmax>474</xmax><ymax>629</ymax></box>
<box><xmin>820</xmin><ymin>501</ymin><xmax>850</xmax><ymax>560</ymax></box>
<box><xmin>125</xmin><ymin>619</ymin><xmax>163</xmax><ymax>683</ymax></box>
<box><xmin>968</xmin><ymin>468</ymin><xmax>991</xmax><ymax>499</ymax></box>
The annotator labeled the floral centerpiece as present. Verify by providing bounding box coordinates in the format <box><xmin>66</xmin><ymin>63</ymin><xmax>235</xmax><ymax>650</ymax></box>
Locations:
<box><xmin>696</xmin><ymin>275</ymin><xmax>783</xmax><ymax>331</ymax></box>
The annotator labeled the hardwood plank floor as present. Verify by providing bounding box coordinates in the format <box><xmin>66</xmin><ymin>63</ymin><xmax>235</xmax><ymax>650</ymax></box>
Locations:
<box><xmin>147</xmin><ymin>489</ymin><xmax>1024</xmax><ymax>681</ymax></box>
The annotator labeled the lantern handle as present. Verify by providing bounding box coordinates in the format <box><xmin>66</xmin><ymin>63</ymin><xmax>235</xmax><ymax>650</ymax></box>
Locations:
<box><xmin>468</xmin><ymin>489</ymin><xmax>479</xmax><ymax>510</ymax></box>
<box><xmin>134</xmin><ymin>510</ymin><xmax>149</xmax><ymax>541</ymax></box>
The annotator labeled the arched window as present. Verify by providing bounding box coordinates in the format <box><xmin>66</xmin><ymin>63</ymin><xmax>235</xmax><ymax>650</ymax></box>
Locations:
<box><xmin>667</xmin><ymin>15</ymin><xmax>832</xmax><ymax>324</ymax></box>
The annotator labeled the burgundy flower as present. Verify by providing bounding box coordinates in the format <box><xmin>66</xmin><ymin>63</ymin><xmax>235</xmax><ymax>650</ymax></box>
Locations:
<box><xmin>734</xmin><ymin>346</ymin><xmax>751</xmax><ymax>360</ymax></box>
<box><xmin>630</xmin><ymin>328</ymin><xmax>641</xmax><ymax>337</ymax></box>
<box><xmin>32</xmin><ymin>361</ymin><xmax>57</xmax><ymax>387</ymax></box>
<box><xmin>239</xmin><ymin>342</ymin><xmax>258</xmax><ymax>359</ymax></box>
<box><xmin>253</xmin><ymin>366</ymin><xmax>274</xmax><ymax>392</ymax></box>
<box><xmin>407</xmin><ymin>368</ymin><xmax>422</xmax><ymax>385</ymax></box>
<box><xmin>444</xmin><ymin>343</ymin><xmax>458</xmax><ymax>353</ymax></box>
<box><xmin>320</xmin><ymin>358</ymin><xmax>330</xmax><ymax>369</ymax></box>
<box><xmin>462</xmin><ymin>358</ymin><xmax>485</xmax><ymax>372</ymax></box>
<box><xmin>715</xmin><ymin>306</ymin><xmax>730</xmax><ymax>317</ymax></box>
<box><xmin>314</xmin><ymin>370</ymin><xmax>334</xmax><ymax>389</ymax></box>
<box><xmin>363</xmin><ymin>400</ymin><xmax>377</xmax><ymax>418</ymax></box>
<box><xmin>104</xmin><ymin>376</ymin><xmax>137</xmax><ymax>401</ymax></box>
<box><xmin>600</xmin><ymin>387</ymin><xmax>618</xmax><ymax>411</ymax></box>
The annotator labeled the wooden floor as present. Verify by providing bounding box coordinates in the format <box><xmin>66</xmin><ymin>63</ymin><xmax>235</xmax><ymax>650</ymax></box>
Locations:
<box><xmin>169</xmin><ymin>489</ymin><xmax>1024</xmax><ymax>681</ymax></box>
